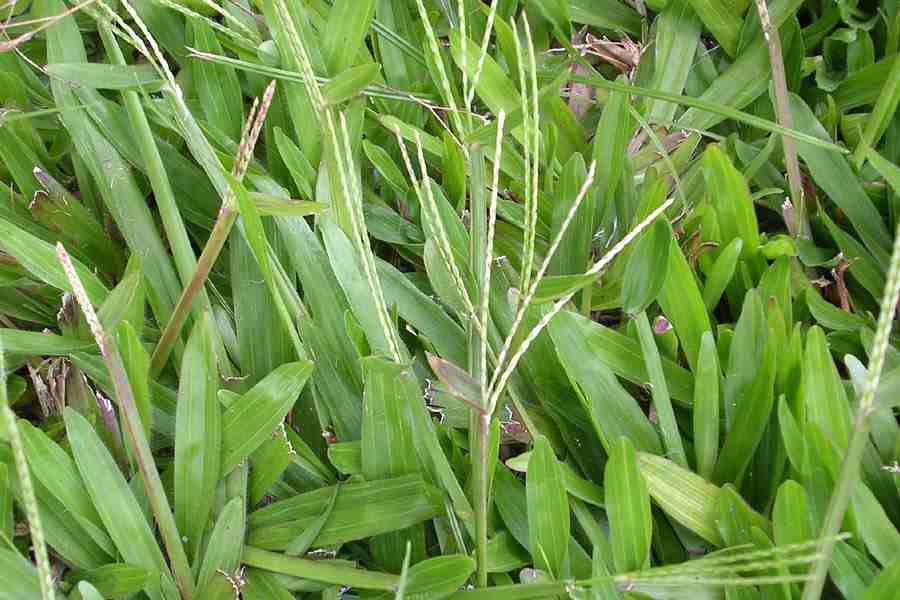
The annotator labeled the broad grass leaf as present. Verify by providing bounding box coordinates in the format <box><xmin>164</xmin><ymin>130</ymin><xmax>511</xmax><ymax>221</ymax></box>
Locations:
<box><xmin>220</xmin><ymin>360</ymin><xmax>314</xmax><ymax>474</ymax></box>
<box><xmin>686</xmin><ymin>0</ymin><xmax>741</xmax><ymax>56</ymax></box>
<box><xmin>677</xmin><ymin>23</ymin><xmax>799</xmax><ymax>131</ymax></box>
<box><xmin>323</xmin><ymin>63</ymin><xmax>381</xmax><ymax>105</ymax></box>
<box><xmin>116</xmin><ymin>322</ymin><xmax>152</xmax><ymax>443</ymax></box>
<box><xmin>274</xmin><ymin>127</ymin><xmax>317</xmax><ymax>199</ymax></box>
<box><xmin>526</xmin><ymin>0</ymin><xmax>572</xmax><ymax>44</ymax></box>
<box><xmin>18</xmin><ymin>421</ymin><xmax>114</xmax><ymax>555</ymax></box>
<box><xmin>443</xmin><ymin>131</ymin><xmax>466</xmax><ymax>210</ymax></box>
<box><xmin>362</xmin><ymin>358</ymin><xmax>423</xmax><ymax>570</ymax></box>
<box><xmin>569</xmin><ymin>0</ymin><xmax>641</xmax><ymax>35</ymax></box>
<box><xmin>72</xmin><ymin>564</ymin><xmax>151</xmax><ymax>599</ymax></box>
<box><xmin>274</xmin><ymin>217</ymin><xmax>362</xmax><ymax>440</ymax></box>
<box><xmin>0</xmin><ymin>217</ymin><xmax>108</xmax><ymax>306</ymax></box>
<box><xmin>723</xmin><ymin>289</ymin><xmax>766</xmax><ymax>426</ymax></box>
<box><xmin>247</xmin><ymin>475</ymin><xmax>442</xmax><ymax>549</ymax></box>
<box><xmin>0</xmin><ymin>330</ymin><xmax>93</xmax><ymax>355</ymax></box>
<box><xmin>189</xmin><ymin>19</ymin><xmax>243</xmax><ymax>140</ymax></box>
<box><xmin>42</xmin><ymin>2</ymin><xmax>183</xmax><ymax>333</ymax></box>
<box><xmin>285</xmin><ymin>484</ymin><xmax>339</xmax><ymax>557</ymax></box>
<box><xmin>657</xmin><ymin>231</ymin><xmax>712</xmax><ymax>371</ymax></box>
<box><xmin>196</xmin><ymin>497</ymin><xmax>245</xmax><ymax>593</ymax></box>
<box><xmin>802</xmin><ymin>327</ymin><xmax>852</xmax><ymax>452</ymax></box>
<box><xmin>174</xmin><ymin>313</ymin><xmax>221</xmax><ymax>557</ymax></box>
<box><xmin>532</xmin><ymin>273</ymin><xmax>598</xmax><ymax>303</ymax></box>
<box><xmin>377</xmin><ymin>260</ymin><xmax>467</xmax><ymax>365</ymax></box>
<box><xmin>550</xmin><ymin>310</ymin><xmax>662</xmax><ymax>453</ymax></box>
<box><xmin>242</xmin><ymin>569</ymin><xmax>295</xmax><ymax>600</ymax></box>
<box><xmin>493</xmin><ymin>467</ymin><xmax>593</xmax><ymax>578</ymax></box>
<box><xmin>527</xmin><ymin>436</ymin><xmax>570</xmax><ymax>577</ymax></box>
<box><xmin>551</xmin><ymin>308</ymin><xmax>693</xmax><ymax>404</ymax></box>
<box><xmin>852</xmin><ymin>482</ymin><xmax>900</xmax><ymax>567</ymax></box>
<box><xmin>63</xmin><ymin>408</ymin><xmax>169</xmax><ymax>600</ymax></box>
<box><xmin>485</xmin><ymin>531</ymin><xmax>531</xmax><ymax>573</ymax></box>
<box><xmin>592</xmin><ymin>82</ymin><xmax>634</xmax><ymax>229</ymax></box>
<box><xmin>376</xmin><ymin>555</ymin><xmax>475</xmax><ymax>600</ymax></box>
<box><xmin>248</xmin><ymin>435</ymin><xmax>293</xmax><ymax>507</ymax></box>
<box><xmin>635</xmin><ymin>311</ymin><xmax>687</xmax><ymax>467</ymax></box>
<box><xmin>321</xmin><ymin>0</ymin><xmax>376</xmax><ymax>75</ymax></box>
<box><xmin>621</xmin><ymin>220</ymin><xmax>672</xmax><ymax>314</ymax></box>
<box><xmin>713</xmin><ymin>329</ymin><xmax>776</xmax><ymax>485</ymax></box>
<box><xmin>693</xmin><ymin>331</ymin><xmax>720</xmax><ymax>480</ymax></box>
<box><xmin>704</xmin><ymin>145</ymin><xmax>759</xmax><ymax>259</ymax></box>
<box><xmin>75</xmin><ymin>582</ymin><xmax>104</xmax><ymax>600</ymax></box>
<box><xmin>772</xmin><ymin>480</ymin><xmax>811</xmax><ymax>548</ymax></box>
<box><xmin>790</xmin><ymin>94</ymin><xmax>892</xmax><ymax>262</ymax></box>
<box><xmin>45</xmin><ymin>63</ymin><xmax>163</xmax><ymax>90</ymax></box>
<box><xmin>98</xmin><ymin>267</ymin><xmax>145</xmax><ymax>336</ymax></box>
<box><xmin>863</xmin><ymin>557</ymin><xmax>900</xmax><ymax>600</ymax></box>
<box><xmin>507</xmin><ymin>451</ymin><xmax>605</xmax><ymax>508</ymax></box>
<box><xmin>0</xmin><ymin>548</ymin><xmax>41</xmax><ymax>599</ymax></box>
<box><xmin>363</xmin><ymin>140</ymin><xmax>409</xmax><ymax>195</ymax></box>
<box><xmin>804</xmin><ymin>288</ymin><xmax>872</xmax><ymax>332</ymax></box>
<box><xmin>549</xmin><ymin>154</ymin><xmax>593</xmax><ymax>279</ymax></box>
<box><xmin>832</xmin><ymin>541</ymin><xmax>879</xmax><ymax>599</ymax></box>
<box><xmin>605</xmin><ymin>437</ymin><xmax>652</xmax><ymax>572</ymax></box>
<box><xmin>648</xmin><ymin>0</ymin><xmax>702</xmax><ymax>123</ymax></box>
<box><xmin>702</xmin><ymin>238</ymin><xmax>743</xmax><ymax>311</ymax></box>
<box><xmin>322</xmin><ymin>218</ymin><xmax>408</xmax><ymax>360</ymax></box>
<box><xmin>637</xmin><ymin>452</ymin><xmax>733</xmax><ymax>546</ymax></box>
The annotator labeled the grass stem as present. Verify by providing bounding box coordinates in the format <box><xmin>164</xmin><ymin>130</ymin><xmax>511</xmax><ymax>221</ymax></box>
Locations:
<box><xmin>57</xmin><ymin>244</ymin><xmax>196</xmax><ymax>600</ymax></box>
<box><xmin>801</xmin><ymin>218</ymin><xmax>900</xmax><ymax>600</ymax></box>
<box><xmin>752</xmin><ymin>0</ymin><xmax>809</xmax><ymax>239</ymax></box>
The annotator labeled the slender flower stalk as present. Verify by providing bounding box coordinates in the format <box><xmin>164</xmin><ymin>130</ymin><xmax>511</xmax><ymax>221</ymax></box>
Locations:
<box><xmin>327</xmin><ymin>111</ymin><xmax>403</xmax><ymax>362</ymax></box>
<box><xmin>466</xmin><ymin>1</ymin><xmax>499</xmax><ymax>109</ymax></box>
<box><xmin>752</xmin><ymin>0</ymin><xmax>808</xmax><ymax>239</ymax></box>
<box><xmin>489</xmin><ymin>196</ymin><xmax>675</xmax><ymax>408</ymax></box>
<box><xmin>469</xmin><ymin>110</ymin><xmax>506</xmax><ymax>587</ymax></box>
<box><xmin>57</xmin><ymin>244</ymin><xmax>196</xmax><ymax>600</ymax></box>
<box><xmin>487</xmin><ymin>162</ymin><xmax>598</xmax><ymax>412</ymax></box>
<box><xmin>393</xmin><ymin>129</ymin><xmax>485</xmax><ymax>336</ymax></box>
<box><xmin>150</xmin><ymin>82</ymin><xmax>276</xmax><ymax>376</ymax></box>
<box><xmin>801</xmin><ymin>219</ymin><xmax>900</xmax><ymax>600</ymax></box>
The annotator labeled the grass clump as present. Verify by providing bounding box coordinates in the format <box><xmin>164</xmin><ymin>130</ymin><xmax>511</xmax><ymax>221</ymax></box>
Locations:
<box><xmin>0</xmin><ymin>1</ymin><xmax>899</xmax><ymax>599</ymax></box>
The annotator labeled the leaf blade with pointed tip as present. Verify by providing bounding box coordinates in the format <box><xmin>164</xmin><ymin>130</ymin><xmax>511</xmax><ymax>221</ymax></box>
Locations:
<box><xmin>605</xmin><ymin>437</ymin><xmax>652</xmax><ymax>572</ymax></box>
<box><xmin>174</xmin><ymin>313</ymin><xmax>221</xmax><ymax>558</ymax></box>
<box><xmin>527</xmin><ymin>436</ymin><xmax>570</xmax><ymax>578</ymax></box>
<box><xmin>220</xmin><ymin>360</ymin><xmax>314</xmax><ymax>474</ymax></box>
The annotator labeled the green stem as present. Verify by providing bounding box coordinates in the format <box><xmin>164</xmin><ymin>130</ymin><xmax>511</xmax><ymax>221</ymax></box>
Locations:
<box><xmin>99</xmin><ymin>25</ymin><xmax>209</xmax><ymax>306</ymax></box>
<box><xmin>469</xmin><ymin>146</ymin><xmax>490</xmax><ymax>587</ymax></box>
<box><xmin>150</xmin><ymin>207</ymin><xmax>237</xmax><ymax>377</ymax></box>
<box><xmin>802</xmin><ymin>218</ymin><xmax>900</xmax><ymax>600</ymax></box>
<box><xmin>800</xmin><ymin>419</ymin><xmax>869</xmax><ymax>600</ymax></box>
<box><xmin>242</xmin><ymin>546</ymin><xmax>399</xmax><ymax>591</ymax></box>
<box><xmin>110</xmin><ymin>350</ymin><xmax>196</xmax><ymax>598</ymax></box>
<box><xmin>57</xmin><ymin>246</ymin><xmax>196</xmax><ymax>600</ymax></box>
<box><xmin>752</xmin><ymin>0</ymin><xmax>809</xmax><ymax>239</ymax></box>
<box><xmin>472</xmin><ymin>413</ymin><xmax>491</xmax><ymax>588</ymax></box>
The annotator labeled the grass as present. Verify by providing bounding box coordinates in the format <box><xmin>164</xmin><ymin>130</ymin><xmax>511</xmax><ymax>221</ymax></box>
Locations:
<box><xmin>0</xmin><ymin>0</ymin><xmax>899</xmax><ymax>599</ymax></box>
